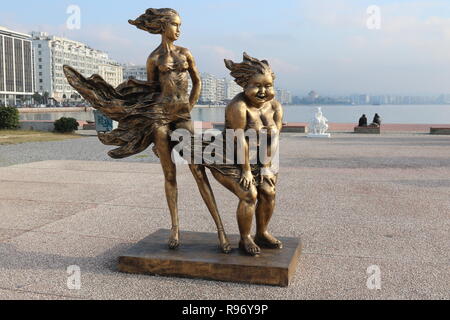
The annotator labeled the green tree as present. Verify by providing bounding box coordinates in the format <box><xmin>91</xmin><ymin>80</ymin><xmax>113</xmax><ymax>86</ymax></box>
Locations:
<box><xmin>43</xmin><ymin>92</ymin><xmax>50</xmax><ymax>105</ymax></box>
<box><xmin>54</xmin><ymin>117</ymin><xmax>79</xmax><ymax>133</ymax></box>
<box><xmin>33</xmin><ymin>92</ymin><xmax>43</xmax><ymax>105</ymax></box>
<box><xmin>0</xmin><ymin>106</ymin><xmax>20</xmax><ymax>129</ymax></box>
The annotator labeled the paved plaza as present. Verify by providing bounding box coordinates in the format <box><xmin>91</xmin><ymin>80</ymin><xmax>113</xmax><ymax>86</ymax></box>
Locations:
<box><xmin>0</xmin><ymin>133</ymin><xmax>449</xmax><ymax>299</ymax></box>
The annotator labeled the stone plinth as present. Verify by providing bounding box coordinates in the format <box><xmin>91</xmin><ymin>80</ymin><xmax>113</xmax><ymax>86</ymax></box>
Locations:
<box><xmin>430</xmin><ymin>128</ymin><xmax>450</xmax><ymax>135</ymax></box>
<box><xmin>282</xmin><ymin>125</ymin><xmax>307</xmax><ymax>133</ymax></box>
<box><xmin>19</xmin><ymin>120</ymin><xmax>55</xmax><ymax>132</ymax></box>
<box><xmin>354</xmin><ymin>126</ymin><xmax>381</xmax><ymax>134</ymax></box>
<box><xmin>307</xmin><ymin>133</ymin><xmax>331</xmax><ymax>138</ymax></box>
<box><xmin>118</xmin><ymin>229</ymin><xmax>302</xmax><ymax>287</ymax></box>
<box><xmin>83</xmin><ymin>122</ymin><xmax>96</xmax><ymax>130</ymax></box>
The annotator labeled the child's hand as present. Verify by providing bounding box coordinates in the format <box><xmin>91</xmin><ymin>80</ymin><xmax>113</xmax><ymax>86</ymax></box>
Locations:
<box><xmin>239</xmin><ymin>171</ymin><xmax>255</xmax><ymax>190</ymax></box>
<box><xmin>261</xmin><ymin>167</ymin><xmax>276</xmax><ymax>187</ymax></box>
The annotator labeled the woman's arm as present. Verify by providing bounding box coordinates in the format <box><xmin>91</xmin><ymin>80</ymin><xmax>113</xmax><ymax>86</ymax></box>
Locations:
<box><xmin>185</xmin><ymin>49</ymin><xmax>201</xmax><ymax>110</ymax></box>
<box><xmin>146</xmin><ymin>56</ymin><xmax>158</xmax><ymax>84</ymax></box>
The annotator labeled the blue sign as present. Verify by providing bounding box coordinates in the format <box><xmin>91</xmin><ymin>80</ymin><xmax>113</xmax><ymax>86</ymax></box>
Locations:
<box><xmin>94</xmin><ymin>110</ymin><xmax>113</xmax><ymax>132</ymax></box>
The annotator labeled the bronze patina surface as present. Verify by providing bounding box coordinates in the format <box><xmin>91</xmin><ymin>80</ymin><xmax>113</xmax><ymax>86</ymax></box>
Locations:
<box><xmin>64</xmin><ymin>8</ymin><xmax>231</xmax><ymax>254</ymax></box>
<box><xmin>63</xmin><ymin>8</ymin><xmax>290</xmax><ymax>260</ymax></box>
<box><xmin>118</xmin><ymin>229</ymin><xmax>302</xmax><ymax>287</ymax></box>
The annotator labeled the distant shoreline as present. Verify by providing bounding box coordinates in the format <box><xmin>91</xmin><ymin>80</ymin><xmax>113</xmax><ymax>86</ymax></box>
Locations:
<box><xmin>17</xmin><ymin>104</ymin><xmax>450</xmax><ymax>113</ymax></box>
<box><xmin>17</xmin><ymin>106</ymin><xmax>450</xmax><ymax>128</ymax></box>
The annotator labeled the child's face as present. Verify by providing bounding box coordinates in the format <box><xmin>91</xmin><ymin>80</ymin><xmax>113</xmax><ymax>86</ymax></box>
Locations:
<box><xmin>244</xmin><ymin>73</ymin><xmax>275</xmax><ymax>106</ymax></box>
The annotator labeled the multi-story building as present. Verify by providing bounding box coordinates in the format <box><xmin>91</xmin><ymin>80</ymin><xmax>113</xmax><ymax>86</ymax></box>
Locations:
<box><xmin>200</xmin><ymin>73</ymin><xmax>218</xmax><ymax>103</ymax></box>
<box><xmin>349</xmin><ymin>94</ymin><xmax>370</xmax><ymax>105</ymax></box>
<box><xmin>224</xmin><ymin>79</ymin><xmax>241</xmax><ymax>100</ymax></box>
<box><xmin>200</xmin><ymin>73</ymin><xmax>245</xmax><ymax>104</ymax></box>
<box><xmin>123</xmin><ymin>64</ymin><xmax>147</xmax><ymax>81</ymax></box>
<box><xmin>98</xmin><ymin>62</ymin><xmax>123</xmax><ymax>87</ymax></box>
<box><xmin>0</xmin><ymin>26</ymin><xmax>35</xmax><ymax>106</ymax></box>
<box><xmin>276</xmin><ymin>88</ymin><xmax>292</xmax><ymax>105</ymax></box>
<box><xmin>215</xmin><ymin>78</ymin><xmax>226</xmax><ymax>102</ymax></box>
<box><xmin>31</xmin><ymin>31</ymin><xmax>122</xmax><ymax>102</ymax></box>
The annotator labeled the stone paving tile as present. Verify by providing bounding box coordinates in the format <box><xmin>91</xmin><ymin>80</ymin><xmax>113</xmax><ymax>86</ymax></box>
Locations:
<box><xmin>0</xmin><ymin>133</ymin><xmax>449</xmax><ymax>299</ymax></box>
<box><xmin>0</xmin><ymin>288</ymin><xmax>75</xmax><ymax>300</ymax></box>
<box><xmin>0</xmin><ymin>180</ymin><xmax>136</xmax><ymax>205</ymax></box>
<box><xmin>0</xmin><ymin>199</ymin><xmax>96</xmax><ymax>230</ymax></box>
<box><xmin>0</xmin><ymin>231</ymin><xmax>133</xmax><ymax>291</ymax></box>
<box><xmin>35</xmin><ymin>205</ymin><xmax>168</xmax><ymax>242</ymax></box>
<box><xmin>0</xmin><ymin>166</ymin><xmax>160</xmax><ymax>186</ymax></box>
<box><xmin>0</xmin><ymin>229</ymin><xmax>25</xmax><ymax>242</ymax></box>
<box><xmin>11</xmin><ymin>160</ymin><xmax>162</xmax><ymax>174</ymax></box>
<box><xmin>16</xmin><ymin>251</ymin><xmax>450</xmax><ymax>300</ymax></box>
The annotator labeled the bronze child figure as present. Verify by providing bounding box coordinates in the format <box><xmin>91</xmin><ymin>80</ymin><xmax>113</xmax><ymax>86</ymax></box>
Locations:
<box><xmin>204</xmin><ymin>53</ymin><xmax>284</xmax><ymax>256</ymax></box>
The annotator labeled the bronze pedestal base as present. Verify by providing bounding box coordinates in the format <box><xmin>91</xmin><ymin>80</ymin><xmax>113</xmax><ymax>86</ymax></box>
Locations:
<box><xmin>118</xmin><ymin>229</ymin><xmax>302</xmax><ymax>287</ymax></box>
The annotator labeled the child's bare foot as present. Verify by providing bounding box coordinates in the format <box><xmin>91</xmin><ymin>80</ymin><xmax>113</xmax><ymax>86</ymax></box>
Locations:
<box><xmin>255</xmin><ymin>231</ymin><xmax>283</xmax><ymax>249</ymax></box>
<box><xmin>239</xmin><ymin>237</ymin><xmax>261</xmax><ymax>256</ymax></box>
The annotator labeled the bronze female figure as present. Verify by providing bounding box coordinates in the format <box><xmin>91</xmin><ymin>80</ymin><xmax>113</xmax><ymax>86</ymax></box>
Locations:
<box><xmin>63</xmin><ymin>8</ymin><xmax>231</xmax><ymax>253</ymax></box>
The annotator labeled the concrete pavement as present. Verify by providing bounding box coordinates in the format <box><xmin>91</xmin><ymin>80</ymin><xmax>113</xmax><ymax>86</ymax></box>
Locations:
<box><xmin>0</xmin><ymin>133</ymin><xmax>449</xmax><ymax>299</ymax></box>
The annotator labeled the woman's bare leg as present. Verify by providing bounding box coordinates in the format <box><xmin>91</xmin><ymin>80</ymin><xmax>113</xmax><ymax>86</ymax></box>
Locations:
<box><xmin>154</xmin><ymin>125</ymin><xmax>180</xmax><ymax>249</ymax></box>
<box><xmin>210</xmin><ymin>169</ymin><xmax>260</xmax><ymax>256</ymax></box>
<box><xmin>176</xmin><ymin>120</ymin><xmax>231</xmax><ymax>253</ymax></box>
<box><xmin>189</xmin><ymin>165</ymin><xmax>231</xmax><ymax>253</ymax></box>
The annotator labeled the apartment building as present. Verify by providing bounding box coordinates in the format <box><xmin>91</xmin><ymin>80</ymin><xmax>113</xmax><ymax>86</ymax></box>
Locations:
<box><xmin>0</xmin><ymin>26</ymin><xmax>34</xmax><ymax>106</ymax></box>
<box><xmin>31</xmin><ymin>31</ymin><xmax>122</xmax><ymax>102</ymax></box>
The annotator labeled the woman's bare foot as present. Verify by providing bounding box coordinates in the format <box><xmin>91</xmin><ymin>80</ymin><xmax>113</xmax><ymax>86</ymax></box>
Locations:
<box><xmin>255</xmin><ymin>231</ymin><xmax>283</xmax><ymax>249</ymax></box>
<box><xmin>218</xmin><ymin>229</ymin><xmax>232</xmax><ymax>254</ymax></box>
<box><xmin>239</xmin><ymin>236</ymin><xmax>261</xmax><ymax>256</ymax></box>
<box><xmin>168</xmin><ymin>227</ymin><xmax>180</xmax><ymax>249</ymax></box>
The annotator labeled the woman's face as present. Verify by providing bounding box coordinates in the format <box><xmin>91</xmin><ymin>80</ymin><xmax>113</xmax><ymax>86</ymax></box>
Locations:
<box><xmin>244</xmin><ymin>72</ymin><xmax>275</xmax><ymax>106</ymax></box>
<box><xmin>163</xmin><ymin>15</ymin><xmax>181</xmax><ymax>41</ymax></box>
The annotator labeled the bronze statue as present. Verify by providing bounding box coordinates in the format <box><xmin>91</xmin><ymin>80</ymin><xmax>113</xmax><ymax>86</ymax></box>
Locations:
<box><xmin>204</xmin><ymin>53</ymin><xmax>284</xmax><ymax>256</ymax></box>
<box><xmin>63</xmin><ymin>9</ymin><xmax>283</xmax><ymax>257</ymax></box>
<box><xmin>63</xmin><ymin>8</ymin><xmax>231</xmax><ymax>253</ymax></box>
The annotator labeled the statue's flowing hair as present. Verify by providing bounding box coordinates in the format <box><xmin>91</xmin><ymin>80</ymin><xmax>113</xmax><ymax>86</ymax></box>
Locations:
<box><xmin>224</xmin><ymin>52</ymin><xmax>275</xmax><ymax>88</ymax></box>
<box><xmin>128</xmin><ymin>8</ymin><xmax>179</xmax><ymax>34</ymax></box>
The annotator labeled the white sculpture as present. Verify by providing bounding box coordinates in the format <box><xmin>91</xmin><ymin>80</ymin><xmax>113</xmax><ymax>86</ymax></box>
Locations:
<box><xmin>307</xmin><ymin>107</ymin><xmax>331</xmax><ymax>138</ymax></box>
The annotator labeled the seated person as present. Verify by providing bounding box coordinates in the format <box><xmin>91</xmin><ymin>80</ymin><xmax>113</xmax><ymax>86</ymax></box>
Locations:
<box><xmin>370</xmin><ymin>113</ymin><xmax>382</xmax><ymax>127</ymax></box>
<box><xmin>358</xmin><ymin>114</ymin><xmax>368</xmax><ymax>127</ymax></box>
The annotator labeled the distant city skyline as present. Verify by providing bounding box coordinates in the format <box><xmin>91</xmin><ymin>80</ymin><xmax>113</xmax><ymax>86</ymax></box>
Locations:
<box><xmin>1</xmin><ymin>0</ymin><xmax>450</xmax><ymax>96</ymax></box>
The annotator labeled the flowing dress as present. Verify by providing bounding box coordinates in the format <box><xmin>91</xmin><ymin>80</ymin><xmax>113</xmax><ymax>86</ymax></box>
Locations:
<box><xmin>63</xmin><ymin>65</ymin><xmax>190</xmax><ymax>159</ymax></box>
<box><xmin>64</xmin><ymin>65</ymin><xmax>269</xmax><ymax>186</ymax></box>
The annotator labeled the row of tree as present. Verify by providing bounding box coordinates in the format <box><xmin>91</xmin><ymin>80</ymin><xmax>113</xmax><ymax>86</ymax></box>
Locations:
<box><xmin>32</xmin><ymin>92</ymin><xmax>50</xmax><ymax>105</ymax></box>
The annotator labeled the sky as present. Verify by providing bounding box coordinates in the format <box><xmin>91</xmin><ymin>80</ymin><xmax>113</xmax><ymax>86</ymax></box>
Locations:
<box><xmin>1</xmin><ymin>0</ymin><xmax>450</xmax><ymax>96</ymax></box>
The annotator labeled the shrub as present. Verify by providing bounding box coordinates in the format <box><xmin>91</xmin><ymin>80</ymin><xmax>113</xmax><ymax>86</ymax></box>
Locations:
<box><xmin>54</xmin><ymin>117</ymin><xmax>79</xmax><ymax>133</ymax></box>
<box><xmin>0</xmin><ymin>106</ymin><xmax>20</xmax><ymax>129</ymax></box>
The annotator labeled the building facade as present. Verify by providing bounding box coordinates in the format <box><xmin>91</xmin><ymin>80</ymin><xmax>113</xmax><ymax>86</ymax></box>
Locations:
<box><xmin>123</xmin><ymin>64</ymin><xmax>147</xmax><ymax>81</ymax></box>
<box><xmin>224</xmin><ymin>79</ymin><xmax>241</xmax><ymax>101</ymax></box>
<box><xmin>199</xmin><ymin>73</ymin><xmax>243</xmax><ymax>104</ymax></box>
<box><xmin>31</xmin><ymin>31</ymin><xmax>122</xmax><ymax>102</ymax></box>
<box><xmin>276</xmin><ymin>88</ymin><xmax>292</xmax><ymax>105</ymax></box>
<box><xmin>0</xmin><ymin>26</ymin><xmax>35</xmax><ymax>106</ymax></box>
<box><xmin>199</xmin><ymin>73</ymin><xmax>218</xmax><ymax>103</ymax></box>
<box><xmin>98</xmin><ymin>62</ymin><xmax>123</xmax><ymax>88</ymax></box>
